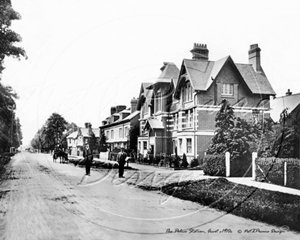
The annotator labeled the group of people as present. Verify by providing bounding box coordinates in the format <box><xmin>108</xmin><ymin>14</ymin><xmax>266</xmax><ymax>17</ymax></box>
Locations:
<box><xmin>83</xmin><ymin>143</ymin><xmax>127</xmax><ymax>178</ymax></box>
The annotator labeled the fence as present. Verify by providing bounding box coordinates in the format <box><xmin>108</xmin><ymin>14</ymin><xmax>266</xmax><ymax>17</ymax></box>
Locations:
<box><xmin>221</xmin><ymin>152</ymin><xmax>252</xmax><ymax>177</ymax></box>
<box><xmin>253</xmin><ymin>156</ymin><xmax>300</xmax><ymax>189</ymax></box>
<box><xmin>136</xmin><ymin>153</ymin><xmax>174</xmax><ymax>168</ymax></box>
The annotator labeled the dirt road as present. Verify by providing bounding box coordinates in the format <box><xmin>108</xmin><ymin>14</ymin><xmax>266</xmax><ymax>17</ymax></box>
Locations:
<box><xmin>0</xmin><ymin>152</ymin><xmax>298</xmax><ymax>240</ymax></box>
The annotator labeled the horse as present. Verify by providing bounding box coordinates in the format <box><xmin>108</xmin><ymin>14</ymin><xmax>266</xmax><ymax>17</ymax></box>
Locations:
<box><xmin>53</xmin><ymin>149</ymin><xmax>68</xmax><ymax>164</ymax></box>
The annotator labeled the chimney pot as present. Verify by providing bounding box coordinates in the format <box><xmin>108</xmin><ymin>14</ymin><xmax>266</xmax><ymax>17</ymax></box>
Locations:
<box><xmin>190</xmin><ymin>43</ymin><xmax>209</xmax><ymax>60</ymax></box>
<box><xmin>248</xmin><ymin>44</ymin><xmax>262</xmax><ymax>73</ymax></box>
<box><xmin>110</xmin><ymin>107</ymin><xmax>116</xmax><ymax>115</ymax></box>
<box><xmin>130</xmin><ymin>97</ymin><xmax>138</xmax><ymax>113</ymax></box>
<box><xmin>116</xmin><ymin>105</ymin><xmax>126</xmax><ymax>113</ymax></box>
<box><xmin>286</xmin><ymin>89</ymin><xmax>292</xmax><ymax>96</ymax></box>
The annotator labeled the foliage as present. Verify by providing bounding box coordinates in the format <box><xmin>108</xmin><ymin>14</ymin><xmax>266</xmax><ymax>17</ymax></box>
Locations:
<box><xmin>256</xmin><ymin>118</ymin><xmax>277</xmax><ymax>157</ymax></box>
<box><xmin>256</xmin><ymin>157</ymin><xmax>300</xmax><ymax>189</ymax></box>
<box><xmin>0</xmin><ymin>152</ymin><xmax>14</xmax><ymax>182</ymax></box>
<box><xmin>190</xmin><ymin>158</ymin><xmax>199</xmax><ymax>168</ymax></box>
<box><xmin>272</xmin><ymin>108</ymin><xmax>300</xmax><ymax>158</ymax></box>
<box><xmin>128</xmin><ymin>124</ymin><xmax>139</xmax><ymax>151</ymax></box>
<box><xmin>227</xmin><ymin>117</ymin><xmax>256</xmax><ymax>160</ymax></box>
<box><xmin>0</xmin><ymin>1</ymin><xmax>26</xmax><ymax>152</ymax></box>
<box><xmin>203</xmin><ymin>154</ymin><xmax>226</xmax><ymax>176</ymax></box>
<box><xmin>0</xmin><ymin>0</ymin><xmax>27</xmax><ymax>73</ymax></box>
<box><xmin>30</xmin><ymin>113</ymin><xmax>68</xmax><ymax>152</ymax></box>
<box><xmin>88</xmin><ymin>129</ymin><xmax>99</xmax><ymax>153</ymax></box>
<box><xmin>43</xmin><ymin>113</ymin><xmax>68</xmax><ymax>150</ymax></box>
<box><xmin>206</xmin><ymin>100</ymin><xmax>235</xmax><ymax>155</ymax></box>
<box><xmin>206</xmin><ymin>100</ymin><xmax>258</xmax><ymax>161</ymax></box>
<box><xmin>161</xmin><ymin>178</ymin><xmax>300</xmax><ymax>232</ymax></box>
<box><xmin>0</xmin><ymin>84</ymin><xmax>22</xmax><ymax>152</ymax></box>
<box><xmin>99</xmin><ymin>129</ymin><xmax>107</xmax><ymax>152</ymax></box>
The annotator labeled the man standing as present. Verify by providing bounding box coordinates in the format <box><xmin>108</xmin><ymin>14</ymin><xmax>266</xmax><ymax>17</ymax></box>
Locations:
<box><xmin>117</xmin><ymin>148</ymin><xmax>126</xmax><ymax>178</ymax></box>
<box><xmin>83</xmin><ymin>143</ymin><xmax>93</xmax><ymax>176</ymax></box>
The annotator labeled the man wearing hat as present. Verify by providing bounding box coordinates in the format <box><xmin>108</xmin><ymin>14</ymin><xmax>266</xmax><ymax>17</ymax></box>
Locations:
<box><xmin>83</xmin><ymin>143</ymin><xmax>93</xmax><ymax>176</ymax></box>
<box><xmin>117</xmin><ymin>148</ymin><xmax>126</xmax><ymax>178</ymax></box>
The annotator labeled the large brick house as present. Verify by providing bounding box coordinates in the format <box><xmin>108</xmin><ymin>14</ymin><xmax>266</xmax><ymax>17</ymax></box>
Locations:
<box><xmin>137</xmin><ymin>43</ymin><xmax>276</xmax><ymax>162</ymax></box>
<box><xmin>137</xmin><ymin>63</ymin><xmax>179</xmax><ymax>157</ymax></box>
<box><xmin>67</xmin><ymin>123</ymin><xmax>100</xmax><ymax>156</ymax></box>
<box><xmin>100</xmin><ymin>98</ymin><xmax>139</xmax><ymax>153</ymax></box>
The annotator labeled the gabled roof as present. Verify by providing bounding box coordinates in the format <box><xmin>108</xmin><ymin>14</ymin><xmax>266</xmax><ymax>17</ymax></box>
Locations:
<box><xmin>174</xmin><ymin>55</ymin><xmax>276</xmax><ymax>98</ymax></box>
<box><xmin>137</xmin><ymin>82</ymin><xmax>154</xmax><ymax>110</ymax></box>
<box><xmin>122</xmin><ymin>110</ymin><xmax>140</xmax><ymax>121</ymax></box>
<box><xmin>182</xmin><ymin>56</ymin><xmax>228</xmax><ymax>91</ymax></box>
<box><xmin>66</xmin><ymin>131</ymin><xmax>78</xmax><ymax>139</ymax></box>
<box><xmin>144</xmin><ymin>118</ymin><xmax>164</xmax><ymax>130</ymax></box>
<box><xmin>100</xmin><ymin>111</ymin><xmax>140</xmax><ymax>129</ymax></box>
<box><xmin>235</xmin><ymin>64</ymin><xmax>276</xmax><ymax>95</ymax></box>
<box><xmin>158</xmin><ymin>62</ymin><xmax>179</xmax><ymax>82</ymax></box>
<box><xmin>79</xmin><ymin>128</ymin><xmax>100</xmax><ymax>138</ymax></box>
<box><xmin>147</xmin><ymin>62</ymin><xmax>179</xmax><ymax>88</ymax></box>
<box><xmin>270</xmin><ymin>93</ymin><xmax>300</xmax><ymax>122</ymax></box>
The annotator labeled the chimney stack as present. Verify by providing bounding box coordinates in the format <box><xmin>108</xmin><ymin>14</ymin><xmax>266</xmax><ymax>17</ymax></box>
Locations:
<box><xmin>248</xmin><ymin>44</ymin><xmax>262</xmax><ymax>73</ymax></box>
<box><xmin>116</xmin><ymin>105</ymin><xmax>126</xmax><ymax>113</ymax></box>
<box><xmin>84</xmin><ymin>122</ymin><xmax>92</xmax><ymax>128</ymax></box>
<box><xmin>130</xmin><ymin>97</ymin><xmax>138</xmax><ymax>113</ymax></box>
<box><xmin>190</xmin><ymin>43</ymin><xmax>209</xmax><ymax>60</ymax></box>
<box><xmin>286</xmin><ymin>89</ymin><xmax>292</xmax><ymax>96</ymax></box>
<box><xmin>110</xmin><ymin>106</ymin><xmax>116</xmax><ymax>115</ymax></box>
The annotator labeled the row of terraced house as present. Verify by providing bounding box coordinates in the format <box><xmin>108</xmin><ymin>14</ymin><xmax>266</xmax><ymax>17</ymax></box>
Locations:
<box><xmin>96</xmin><ymin>42</ymin><xmax>277</xmax><ymax>164</ymax></box>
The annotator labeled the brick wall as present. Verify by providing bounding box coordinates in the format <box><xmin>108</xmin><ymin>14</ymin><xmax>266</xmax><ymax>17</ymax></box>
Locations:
<box><xmin>197</xmin><ymin>135</ymin><xmax>213</xmax><ymax>159</ymax></box>
<box><xmin>197</xmin><ymin>109</ymin><xmax>216</xmax><ymax>131</ymax></box>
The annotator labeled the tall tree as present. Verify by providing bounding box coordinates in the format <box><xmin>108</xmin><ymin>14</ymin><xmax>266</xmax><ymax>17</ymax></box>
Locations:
<box><xmin>43</xmin><ymin>113</ymin><xmax>68</xmax><ymax>150</ymax></box>
<box><xmin>206</xmin><ymin>100</ymin><xmax>259</xmax><ymax>161</ymax></box>
<box><xmin>99</xmin><ymin>129</ymin><xmax>107</xmax><ymax>152</ymax></box>
<box><xmin>206</xmin><ymin>99</ymin><xmax>235</xmax><ymax>155</ymax></box>
<box><xmin>0</xmin><ymin>0</ymin><xmax>26</xmax><ymax>152</ymax></box>
<box><xmin>272</xmin><ymin>108</ymin><xmax>300</xmax><ymax>158</ymax></box>
<box><xmin>0</xmin><ymin>0</ymin><xmax>27</xmax><ymax>73</ymax></box>
<box><xmin>128</xmin><ymin>125</ymin><xmax>139</xmax><ymax>151</ymax></box>
<box><xmin>256</xmin><ymin>117</ymin><xmax>277</xmax><ymax>157</ymax></box>
<box><xmin>0</xmin><ymin>84</ymin><xmax>21</xmax><ymax>151</ymax></box>
<box><xmin>89</xmin><ymin>130</ymin><xmax>99</xmax><ymax>153</ymax></box>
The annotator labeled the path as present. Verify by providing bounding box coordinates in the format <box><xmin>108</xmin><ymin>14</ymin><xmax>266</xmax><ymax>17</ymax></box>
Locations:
<box><xmin>0</xmin><ymin>152</ymin><xmax>298</xmax><ymax>240</ymax></box>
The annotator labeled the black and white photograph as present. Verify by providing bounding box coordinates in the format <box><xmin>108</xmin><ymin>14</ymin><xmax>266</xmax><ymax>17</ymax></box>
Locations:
<box><xmin>1</xmin><ymin>0</ymin><xmax>300</xmax><ymax>239</ymax></box>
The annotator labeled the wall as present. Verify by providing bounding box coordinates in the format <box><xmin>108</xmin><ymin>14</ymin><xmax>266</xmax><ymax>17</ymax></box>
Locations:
<box><xmin>197</xmin><ymin>135</ymin><xmax>213</xmax><ymax>159</ymax></box>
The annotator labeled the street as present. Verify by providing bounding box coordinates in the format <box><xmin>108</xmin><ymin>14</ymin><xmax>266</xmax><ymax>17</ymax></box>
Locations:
<box><xmin>0</xmin><ymin>152</ymin><xmax>298</xmax><ymax>240</ymax></box>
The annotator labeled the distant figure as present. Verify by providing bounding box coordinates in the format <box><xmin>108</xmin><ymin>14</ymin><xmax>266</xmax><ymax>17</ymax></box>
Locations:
<box><xmin>181</xmin><ymin>153</ymin><xmax>189</xmax><ymax>169</ymax></box>
<box><xmin>117</xmin><ymin>148</ymin><xmax>126</xmax><ymax>178</ymax></box>
<box><xmin>83</xmin><ymin>144</ymin><xmax>93</xmax><ymax>176</ymax></box>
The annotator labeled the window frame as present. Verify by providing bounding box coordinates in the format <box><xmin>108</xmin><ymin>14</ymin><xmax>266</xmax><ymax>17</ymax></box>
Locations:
<box><xmin>186</xmin><ymin>138</ymin><xmax>192</xmax><ymax>154</ymax></box>
<box><xmin>222</xmin><ymin>83</ymin><xmax>234</xmax><ymax>96</ymax></box>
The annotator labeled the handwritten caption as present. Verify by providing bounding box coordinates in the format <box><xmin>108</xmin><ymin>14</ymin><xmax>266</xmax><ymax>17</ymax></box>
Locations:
<box><xmin>166</xmin><ymin>228</ymin><xmax>286</xmax><ymax>234</ymax></box>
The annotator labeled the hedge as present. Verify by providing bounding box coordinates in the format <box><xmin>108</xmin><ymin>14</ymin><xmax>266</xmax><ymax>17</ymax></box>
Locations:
<box><xmin>230</xmin><ymin>155</ymin><xmax>252</xmax><ymax>177</ymax></box>
<box><xmin>256</xmin><ymin>157</ymin><xmax>300</xmax><ymax>189</ymax></box>
<box><xmin>203</xmin><ymin>154</ymin><xmax>226</xmax><ymax>176</ymax></box>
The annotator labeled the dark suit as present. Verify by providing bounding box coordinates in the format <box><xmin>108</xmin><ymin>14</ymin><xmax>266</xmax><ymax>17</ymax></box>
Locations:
<box><xmin>117</xmin><ymin>151</ymin><xmax>126</xmax><ymax>177</ymax></box>
<box><xmin>83</xmin><ymin>148</ymin><xmax>93</xmax><ymax>175</ymax></box>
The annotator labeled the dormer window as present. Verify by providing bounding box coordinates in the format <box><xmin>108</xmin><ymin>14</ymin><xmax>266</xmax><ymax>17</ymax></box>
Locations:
<box><xmin>182</xmin><ymin>81</ymin><xmax>192</xmax><ymax>102</ymax></box>
<box><xmin>222</xmin><ymin>83</ymin><xmax>234</xmax><ymax>96</ymax></box>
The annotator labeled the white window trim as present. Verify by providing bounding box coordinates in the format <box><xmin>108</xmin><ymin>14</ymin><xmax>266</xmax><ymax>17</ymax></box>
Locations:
<box><xmin>222</xmin><ymin>83</ymin><xmax>234</xmax><ymax>96</ymax></box>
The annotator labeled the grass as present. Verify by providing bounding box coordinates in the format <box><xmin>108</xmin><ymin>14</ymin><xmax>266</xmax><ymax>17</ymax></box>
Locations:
<box><xmin>0</xmin><ymin>152</ymin><xmax>14</xmax><ymax>200</ymax></box>
<box><xmin>157</xmin><ymin>178</ymin><xmax>300</xmax><ymax>232</ymax></box>
<box><xmin>0</xmin><ymin>153</ymin><xmax>13</xmax><ymax>180</ymax></box>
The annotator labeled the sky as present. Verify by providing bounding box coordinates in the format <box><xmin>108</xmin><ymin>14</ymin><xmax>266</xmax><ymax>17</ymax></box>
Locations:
<box><xmin>2</xmin><ymin>0</ymin><xmax>300</xmax><ymax>146</ymax></box>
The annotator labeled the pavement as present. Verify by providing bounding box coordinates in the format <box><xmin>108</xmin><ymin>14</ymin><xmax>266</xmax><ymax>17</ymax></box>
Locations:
<box><xmin>68</xmin><ymin>155</ymin><xmax>300</xmax><ymax>196</ymax></box>
<box><xmin>128</xmin><ymin>162</ymin><xmax>300</xmax><ymax>196</ymax></box>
